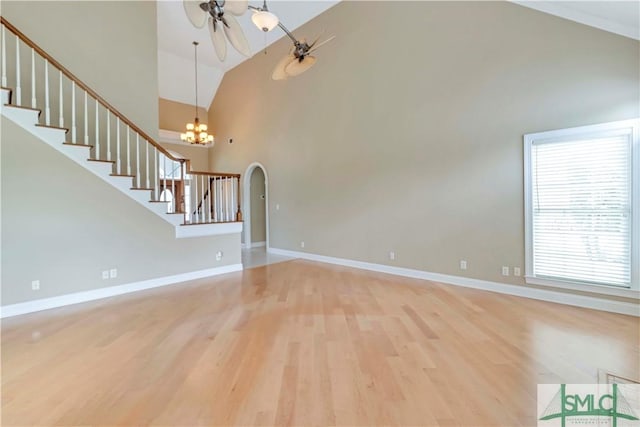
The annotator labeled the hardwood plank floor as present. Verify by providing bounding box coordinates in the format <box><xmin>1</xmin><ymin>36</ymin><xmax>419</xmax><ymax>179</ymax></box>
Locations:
<box><xmin>2</xmin><ymin>259</ymin><xmax>638</xmax><ymax>426</ymax></box>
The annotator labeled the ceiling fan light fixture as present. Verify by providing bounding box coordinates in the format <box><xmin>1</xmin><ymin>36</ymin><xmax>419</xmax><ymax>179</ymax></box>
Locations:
<box><xmin>252</xmin><ymin>10</ymin><xmax>279</xmax><ymax>32</ymax></box>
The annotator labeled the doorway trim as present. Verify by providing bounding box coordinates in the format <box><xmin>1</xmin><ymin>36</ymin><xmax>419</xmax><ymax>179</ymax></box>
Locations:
<box><xmin>242</xmin><ymin>162</ymin><xmax>269</xmax><ymax>249</ymax></box>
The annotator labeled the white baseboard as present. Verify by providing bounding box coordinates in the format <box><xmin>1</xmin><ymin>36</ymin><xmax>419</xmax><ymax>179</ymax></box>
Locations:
<box><xmin>267</xmin><ymin>248</ymin><xmax>639</xmax><ymax>317</ymax></box>
<box><xmin>241</xmin><ymin>241</ymin><xmax>266</xmax><ymax>249</ymax></box>
<box><xmin>0</xmin><ymin>264</ymin><xmax>243</xmax><ymax>318</ymax></box>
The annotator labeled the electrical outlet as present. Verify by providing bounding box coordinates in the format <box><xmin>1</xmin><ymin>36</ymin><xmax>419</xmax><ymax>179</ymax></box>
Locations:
<box><xmin>102</xmin><ymin>270</ymin><xmax>109</xmax><ymax>280</ymax></box>
<box><xmin>389</xmin><ymin>251</ymin><xmax>395</xmax><ymax>260</ymax></box>
<box><xmin>513</xmin><ymin>267</ymin><xmax>521</xmax><ymax>277</ymax></box>
<box><xmin>216</xmin><ymin>251</ymin><xmax>223</xmax><ymax>261</ymax></box>
<box><xmin>501</xmin><ymin>266</ymin><xmax>510</xmax><ymax>276</ymax></box>
<box><xmin>31</xmin><ymin>280</ymin><xmax>40</xmax><ymax>291</ymax></box>
<box><xmin>300</xmin><ymin>241</ymin><xmax>305</xmax><ymax>249</ymax></box>
<box><xmin>460</xmin><ymin>260</ymin><xmax>467</xmax><ymax>270</ymax></box>
<box><xmin>276</xmin><ymin>204</ymin><xmax>280</xmax><ymax>211</ymax></box>
<box><xmin>109</xmin><ymin>268</ymin><xmax>118</xmax><ymax>279</ymax></box>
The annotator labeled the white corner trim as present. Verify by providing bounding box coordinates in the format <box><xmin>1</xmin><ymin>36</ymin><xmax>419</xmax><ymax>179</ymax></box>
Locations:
<box><xmin>250</xmin><ymin>241</ymin><xmax>266</xmax><ymax>248</ymax></box>
<box><xmin>158</xmin><ymin>129</ymin><xmax>214</xmax><ymax>149</ymax></box>
<box><xmin>0</xmin><ymin>264</ymin><xmax>243</xmax><ymax>318</ymax></box>
<box><xmin>175</xmin><ymin>221</ymin><xmax>243</xmax><ymax>238</ymax></box>
<box><xmin>267</xmin><ymin>248</ymin><xmax>640</xmax><ymax>317</ymax></box>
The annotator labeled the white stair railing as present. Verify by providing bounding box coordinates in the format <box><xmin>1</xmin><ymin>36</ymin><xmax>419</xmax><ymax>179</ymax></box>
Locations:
<box><xmin>1</xmin><ymin>17</ymin><xmax>195</xmax><ymax>221</ymax></box>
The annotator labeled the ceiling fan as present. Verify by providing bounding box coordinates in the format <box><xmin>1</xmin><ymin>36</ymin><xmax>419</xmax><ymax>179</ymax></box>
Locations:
<box><xmin>270</xmin><ymin>34</ymin><xmax>335</xmax><ymax>80</ymax></box>
<box><xmin>183</xmin><ymin>0</ymin><xmax>251</xmax><ymax>61</ymax></box>
<box><xmin>249</xmin><ymin>0</ymin><xmax>335</xmax><ymax>80</ymax></box>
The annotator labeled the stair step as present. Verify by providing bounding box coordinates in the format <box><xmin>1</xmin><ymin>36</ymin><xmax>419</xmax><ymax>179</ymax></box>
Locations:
<box><xmin>149</xmin><ymin>200</ymin><xmax>170</xmax><ymax>203</ymax></box>
<box><xmin>110</xmin><ymin>174</ymin><xmax>135</xmax><ymax>178</ymax></box>
<box><xmin>1</xmin><ymin>87</ymin><xmax>13</xmax><ymax>104</ymax></box>
<box><xmin>63</xmin><ymin>142</ymin><xmax>94</xmax><ymax>148</ymax></box>
<box><xmin>35</xmin><ymin>123</ymin><xmax>69</xmax><ymax>134</ymax></box>
<box><xmin>87</xmin><ymin>158</ymin><xmax>115</xmax><ymax>164</ymax></box>
<box><xmin>130</xmin><ymin>187</ymin><xmax>153</xmax><ymax>191</ymax></box>
<box><xmin>4</xmin><ymin>103</ymin><xmax>42</xmax><ymax>117</ymax></box>
<box><xmin>182</xmin><ymin>220</ymin><xmax>241</xmax><ymax>226</ymax></box>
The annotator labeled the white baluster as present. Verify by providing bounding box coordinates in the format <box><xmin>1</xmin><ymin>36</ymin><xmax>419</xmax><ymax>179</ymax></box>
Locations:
<box><xmin>30</xmin><ymin>48</ymin><xmax>35</xmax><ymax>108</ymax></box>
<box><xmin>154</xmin><ymin>147</ymin><xmax>159</xmax><ymax>201</ymax></box>
<box><xmin>171</xmin><ymin>163</ymin><xmax>175</xmax><ymax>213</ymax></box>
<box><xmin>71</xmin><ymin>82</ymin><xmax>76</xmax><ymax>143</ymax></box>
<box><xmin>44</xmin><ymin>59</ymin><xmax>50</xmax><ymax>125</ymax></box>
<box><xmin>194</xmin><ymin>174</ymin><xmax>199</xmax><ymax>223</ymax></box>
<box><xmin>116</xmin><ymin>117</ymin><xmax>121</xmax><ymax>174</ymax></box>
<box><xmin>163</xmin><ymin>156</ymin><xmax>167</xmax><ymax>202</ymax></box>
<box><xmin>226</xmin><ymin>178</ymin><xmax>231</xmax><ymax>222</ymax></box>
<box><xmin>83</xmin><ymin>91</ymin><xmax>88</xmax><ymax>144</ymax></box>
<box><xmin>136</xmin><ymin>134</ymin><xmax>141</xmax><ymax>188</ymax></box>
<box><xmin>106</xmin><ymin>111</ymin><xmax>111</xmax><ymax>161</ymax></box>
<box><xmin>232</xmin><ymin>178</ymin><xmax>236</xmax><ymax>221</ymax></box>
<box><xmin>145</xmin><ymin>141</ymin><xmax>150</xmax><ymax>189</ymax></box>
<box><xmin>15</xmin><ymin>38</ymin><xmax>21</xmax><ymax>105</ymax></box>
<box><xmin>126</xmin><ymin>125</ymin><xmax>131</xmax><ymax>176</ymax></box>
<box><xmin>215</xmin><ymin>178</ymin><xmax>219</xmax><ymax>222</ymax></box>
<box><xmin>1</xmin><ymin>26</ymin><xmax>7</xmax><ymax>87</ymax></box>
<box><xmin>58</xmin><ymin>70</ymin><xmax>63</xmax><ymax>127</ymax></box>
<box><xmin>207</xmin><ymin>176</ymin><xmax>214</xmax><ymax>222</ymax></box>
<box><xmin>95</xmin><ymin>99</ymin><xmax>100</xmax><ymax>159</ymax></box>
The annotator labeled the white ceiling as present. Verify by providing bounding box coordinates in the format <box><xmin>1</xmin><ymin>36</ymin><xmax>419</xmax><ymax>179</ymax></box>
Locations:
<box><xmin>513</xmin><ymin>1</ymin><xmax>640</xmax><ymax>41</ymax></box>
<box><xmin>157</xmin><ymin>0</ymin><xmax>640</xmax><ymax>110</ymax></box>
<box><xmin>156</xmin><ymin>0</ymin><xmax>339</xmax><ymax>108</ymax></box>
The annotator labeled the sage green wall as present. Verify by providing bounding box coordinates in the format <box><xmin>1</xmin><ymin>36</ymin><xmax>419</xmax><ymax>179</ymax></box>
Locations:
<box><xmin>1</xmin><ymin>0</ymin><xmax>159</xmax><ymax>138</ymax></box>
<box><xmin>250</xmin><ymin>167</ymin><xmax>266</xmax><ymax>243</ymax></box>
<box><xmin>208</xmin><ymin>1</ymin><xmax>639</xmax><ymax>298</ymax></box>
<box><xmin>1</xmin><ymin>117</ymin><xmax>241</xmax><ymax>306</ymax></box>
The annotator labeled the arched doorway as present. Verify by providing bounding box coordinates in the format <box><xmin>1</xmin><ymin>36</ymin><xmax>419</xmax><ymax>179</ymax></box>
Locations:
<box><xmin>243</xmin><ymin>162</ymin><xmax>269</xmax><ymax>249</ymax></box>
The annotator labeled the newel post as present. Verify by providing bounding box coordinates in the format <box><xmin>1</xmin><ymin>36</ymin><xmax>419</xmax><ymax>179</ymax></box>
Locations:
<box><xmin>236</xmin><ymin>175</ymin><xmax>243</xmax><ymax>222</ymax></box>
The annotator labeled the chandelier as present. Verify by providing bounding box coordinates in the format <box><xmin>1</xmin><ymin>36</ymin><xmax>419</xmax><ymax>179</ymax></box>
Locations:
<box><xmin>181</xmin><ymin>41</ymin><xmax>214</xmax><ymax>145</ymax></box>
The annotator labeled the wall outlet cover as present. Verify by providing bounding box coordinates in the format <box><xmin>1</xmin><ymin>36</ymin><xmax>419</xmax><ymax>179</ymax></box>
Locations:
<box><xmin>460</xmin><ymin>260</ymin><xmax>467</xmax><ymax>270</ymax></box>
<box><xmin>109</xmin><ymin>269</ymin><xmax>118</xmax><ymax>279</ymax></box>
<box><xmin>102</xmin><ymin>271</ymin><xmax>110</xmax><ymax>280</ymax></box>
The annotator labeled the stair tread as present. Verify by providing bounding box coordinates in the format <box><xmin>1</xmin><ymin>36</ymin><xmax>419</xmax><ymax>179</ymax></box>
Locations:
<box><xmin>36</xmin><ymin>123</ymin><xmax>69</xmax><ymax>134</ymax></box>
<box><xmin>87</xmin><ymin>158</ymin><xmax>115</xmax><ymax>164</ymax></box>
<box><xmin>110</xmin><ymin>174</ymin><xmax>135</xmax><ymax>178</ymax></box>
<box><xmin>4</xmin><ymin>103</ymin><xmax>42</xmax><ymax>116</ymax></box>
<box><xmin>181</xmin><ymin>220</ymin><xmax>242</xmax><ymax>226</ymax></box>
<box><xmin>131</xmin><ymin>187</ymin><xmax>153</xmax><ymax>191</ymax></box>
<box><xmin>63</xmin><ymin>142</ymin><xmax>94</xmax><ymax>148</ymax></box>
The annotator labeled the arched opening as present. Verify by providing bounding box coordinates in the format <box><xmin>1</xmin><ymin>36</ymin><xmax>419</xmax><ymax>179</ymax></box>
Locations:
<box><xmin>243</xmin><ymin>162</ymin><xmax>269</xmax><ymax>249</ymax></box>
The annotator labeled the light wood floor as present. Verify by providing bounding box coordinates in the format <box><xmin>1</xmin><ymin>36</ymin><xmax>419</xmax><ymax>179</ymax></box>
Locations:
<box><xmin>2</xmin><ymin>260</ymin><xmax>638</xmax><ymax>426</ymax></box>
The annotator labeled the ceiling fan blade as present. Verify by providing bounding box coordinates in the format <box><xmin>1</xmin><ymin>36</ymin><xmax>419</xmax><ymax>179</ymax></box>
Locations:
<box><xmin>209</xmin><ymin>17</ymin><xmax>227</xmax><ymax>61</ymax></box>
<box><xmin>223</xmin><ymin>14</ymin><xmax>251</xmax><ymax>57</ymax></box>
<box><xmin>285</xmin><ymin>56</ymin><xmax>317</xmax><ymax>77</ymax></box>
<box><xmin>272</xmin><ymin>54</ymin><xmax>295</xmax><ymax>80</ymax></box>
<box><xmin>183</xmin><ymin>0</ymin><xmax>208</xmax><ymax>28</ymax></box>
<box><xmin>225</xmin><ymin>0</ymin><xmax>248</xmax><ymax>16</ymax></box>
<box><xmin>308</xmin><ymin>30</ymin><xmax>325</xmax><ymax>48</ymax></box>
<box><xmin>308</xmin><ymin>36</ymin><xmax>335</xmax><ymax>54</ymax></box>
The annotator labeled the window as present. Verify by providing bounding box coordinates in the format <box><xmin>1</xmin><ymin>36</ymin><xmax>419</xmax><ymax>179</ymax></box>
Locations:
<box><xmin>524</xmin><ymin>119</ymin><xmax>639</xmax><ymax>295</ymax></box>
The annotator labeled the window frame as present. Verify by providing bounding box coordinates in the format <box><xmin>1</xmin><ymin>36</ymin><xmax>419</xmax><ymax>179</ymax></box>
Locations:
<box><xmin>523</xmin><ymin>118</ymin><xmax>640</xmax><ymax>298</ymax></box>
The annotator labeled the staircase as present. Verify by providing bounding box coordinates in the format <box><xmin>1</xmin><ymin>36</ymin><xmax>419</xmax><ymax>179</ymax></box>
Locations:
<box><xmin>0</xmin><ymin>17</ymin><xmax>242</xmax><ymax>239</ymax></box>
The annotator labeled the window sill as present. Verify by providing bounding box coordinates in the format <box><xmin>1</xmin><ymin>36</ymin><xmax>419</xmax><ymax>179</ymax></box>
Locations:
<box><xmin>525</xmin><ymin>276</ymin><xmax>639</xmax><ymax>300</ymax></box>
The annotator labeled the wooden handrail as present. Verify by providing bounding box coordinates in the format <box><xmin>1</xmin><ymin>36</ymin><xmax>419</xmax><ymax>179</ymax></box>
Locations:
<box><xmin>189</xmin><ymin>171</ymin><xmax>241</xmax><ymax>178</ymax></box>
<box><xmin>0</xmin><ymin>17</ymin><xmax>184</xmax><ymax>164</ymax></box>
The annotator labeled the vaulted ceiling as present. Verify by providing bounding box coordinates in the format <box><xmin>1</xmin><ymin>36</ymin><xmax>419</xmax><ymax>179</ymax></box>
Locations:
<box><xmin>157</xmin><ymin>0</ymin><xmax>639</xmax><ymax>110</ymax></box>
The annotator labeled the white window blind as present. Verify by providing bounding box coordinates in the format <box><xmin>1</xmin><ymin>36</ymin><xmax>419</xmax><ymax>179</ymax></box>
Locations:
<box><xmin>530</xmin><ymin>134</ymin><xmax>631</xmax><ymax>287</ymax></box>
